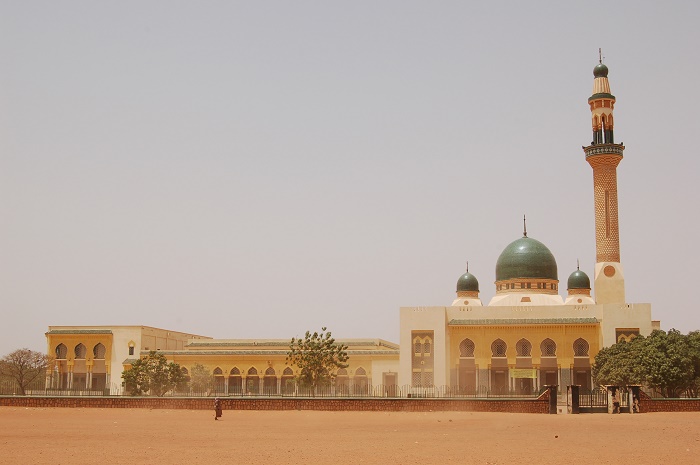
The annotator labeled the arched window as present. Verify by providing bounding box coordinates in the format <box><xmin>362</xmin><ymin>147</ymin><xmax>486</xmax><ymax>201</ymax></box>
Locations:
<box><xmin>459</xmin><ymin>338</ymin><xmax>475</xmax><ymax>357</ymax></box>
<box><xmin>74</xmin><ymin>343</ymin><xmax>87</xmax><ymax>359</ymax></box>
<box><xmin>93</xmin><ymin>343</ymin><xmax>106</xmax><ymax>359</ymax></box>
<box><xmin>181</xmin><ymin>367</ymin><xmax>189</xmax><ymax>376</ymax></box>
<box><xmin>229</xmin><ymin>368</ymin><xmax>242</xmax><ymax>395</ymax></box>
<box><xmin>55</xmin><ymin>344</ymin><xmax>67</xmax><ymax>359</ymax></box>
<box><xmin>213</xmin><ymin>367</ymin><xmax>223</xmax><ymax>375</ymax></box>
<box><xmin>353</xmin><ymin>367</ymin><xmax>368</xmax><ymax>395</ymax></box>
<box><xmin>246</xmin><ymin>367</ymin><xmax>259</xmax><ymax>394</ymax></box>
<box><xmin>423</xmin><ymin>339</ymin><xmax>431</xmax><ymax>355</ymax></box>
<box><xmin>573</xmin><ymin>338</ymin><xmax>589</xmax><ymax>356</ymax></box>
<box><xmin>263</xmin><ymin>367</ymin><xmax>277</xmax><ymax>394</ymax></box>
<box><xmin>516</xmin><ymin>338</ymin><xmax>532</xmax><ymax>357</ymax></box>
<box><xmin>336</xmin><ymin>368</ymin><xmax>348</xmax><ymax>376</ymax></box>
<box><xmin>281</xmin><ymin>367</ymin><xmax>295</xmax><ymax>395</ymax></box>
<box><xmin>541</xmin><ymin>338</ymin><xmax>557</xmax><ymax>357</ymax></box>
<box><xmin>491</xmin><ymin>339</ymin><xmax>507</xmax><ymax>357</ymax></box>
<box><xmin>414</xmin><ymin>341</ymin><xmax>423</xmax><ymax>354</ymax></box>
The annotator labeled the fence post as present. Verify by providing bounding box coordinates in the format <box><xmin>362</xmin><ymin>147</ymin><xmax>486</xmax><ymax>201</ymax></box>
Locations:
<box><xmin>567</xmin><ymin>385</ymin><xmax>579</xmax><ymax>414</ymax></box>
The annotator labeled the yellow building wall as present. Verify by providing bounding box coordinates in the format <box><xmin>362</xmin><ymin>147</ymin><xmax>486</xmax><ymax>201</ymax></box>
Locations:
<box><xmin>447</xmin><ymin>324</ymin><xmax>600</xmax><ymax>388</ymax></box>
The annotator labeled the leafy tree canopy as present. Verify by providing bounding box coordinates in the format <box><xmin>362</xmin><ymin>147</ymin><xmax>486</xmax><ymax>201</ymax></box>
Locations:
<box><xmin>121</xmin><ymin>351</ymin><xmax>187</xmax><ymax>396</ymax></box>
<box><xmin>0</xmin><ymin>349</ymin><xmax>53</xmax><ymax>395</ymax></box>
<box><xmin>286</xmin><ymin>327</ymin><xmax>349</xmax><ymax>393</ymax></box>
<box><xmin>593</xmin><ymin>329</ymin><xmax>700</xmax><ymax>397</ymax></box>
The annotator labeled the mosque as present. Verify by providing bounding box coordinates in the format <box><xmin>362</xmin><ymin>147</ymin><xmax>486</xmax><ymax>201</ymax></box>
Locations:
<box><xmin>45</xmin><ymin>59</ymin><xmax>658</xmax><ymax>395</ymax></box>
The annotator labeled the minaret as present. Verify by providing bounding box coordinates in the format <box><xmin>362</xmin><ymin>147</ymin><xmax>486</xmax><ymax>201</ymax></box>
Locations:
<box><xmin>583</xmin><ymin>52</ymin><xmax>625</xmax><ymax>304</ymax></box>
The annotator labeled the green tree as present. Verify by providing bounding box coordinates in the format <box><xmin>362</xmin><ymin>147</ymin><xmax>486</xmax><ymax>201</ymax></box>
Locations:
<box><xmin>641</xmin><ymin>329</ymin><xmax>695</xmax><ymax>398</ymax></box>
<box><xmin>592</xmin><ymin>336</ymin><xmax>645</xmax><ymax>389</ymax></box>
<box><xmin>286</xmin><ymin>327</ymin><xmax>349</xmax><ymax>395</ymax></box>
<box><xmin>593</xmin><ymin>329</ymin><xmax>700</xmax><ymax>398</ymax></box>
<box><xmin>189</xmin><ymin>363</ymin><xmax>212</xmax><ymax>393</ymax></box>
<box><xmin>121</xmin><ymin>351</ymin><xmax>187</xmax><ymax>396</ymax></box>
<box><xmin>686</xmin><ymin>331</ymin><xmax>700</xmax><ymax>397</ymax></box>
<box><xmin>0</xmin><ymin>349</ymin><xmax>53</xmax><ymax>395</ymax></box>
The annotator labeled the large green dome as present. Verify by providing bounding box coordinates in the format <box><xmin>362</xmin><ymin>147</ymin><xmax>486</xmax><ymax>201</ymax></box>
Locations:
<box><xmin>456</xmin><ymin>272</ymin><xmax>479</xmax><ymax>293</ymax></box>
<box><xmin>495</xmin><ymin>236</ymin><xmax>558</xmax><ymax>281</ymax></box>
<box><xmin>567</xmin><ymin>269</ymin><xmax>591</xmax><ymax>290</ymax></box>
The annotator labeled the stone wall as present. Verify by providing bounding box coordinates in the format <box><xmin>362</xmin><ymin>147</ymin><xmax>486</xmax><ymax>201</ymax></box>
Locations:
<box><xmin>0</xmin><ymin>396</ymin><xmax>549</xmax><ymax>413</ymax></box>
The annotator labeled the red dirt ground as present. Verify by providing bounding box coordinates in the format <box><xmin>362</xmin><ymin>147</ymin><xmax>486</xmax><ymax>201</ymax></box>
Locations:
<box><xmin>1</xmin><ymin>407</ymin><xmax>699</xmax><ymax>464</ymax></box>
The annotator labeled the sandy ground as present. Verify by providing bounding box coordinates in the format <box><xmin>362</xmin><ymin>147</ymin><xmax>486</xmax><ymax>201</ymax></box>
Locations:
<box><xmin>1</xmin><ymin>408</ymin><xmax>699</xmax><ymax>465</ymax></box>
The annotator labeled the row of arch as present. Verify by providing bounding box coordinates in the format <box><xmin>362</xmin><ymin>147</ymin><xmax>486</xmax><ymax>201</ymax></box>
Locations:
<box><xmin>458</xmin><ymin>338</ymin><xmax>590</xmax><ymax>358</ymax></box>
<box><xmin>183</xmin><ymin>366</ymin><xmax>367</xmax><ymax>377</ymax></box>
<box><xmin>55</xmin><ymin>343</ymin><xmax>106</xmax><ymax>360</ymax></box>
<box><xmin>185</xmin><ymin>366</ymin><xmax>369</xmax><ymax>396</ymax></box>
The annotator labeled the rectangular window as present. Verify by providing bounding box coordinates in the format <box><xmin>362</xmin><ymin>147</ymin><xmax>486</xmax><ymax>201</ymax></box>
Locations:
<box><xmin>605</xmin><ymin>190</ymin><xmax>610</xmax><ymax>238</ymax></box>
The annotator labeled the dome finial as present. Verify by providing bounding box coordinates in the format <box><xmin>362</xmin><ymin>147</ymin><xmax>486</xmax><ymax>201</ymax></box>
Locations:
<box><xmin>577</xmin><ymin>258</ymin><xmax>580</xmax><ymax>270</ymax></box>
<box><xmin>599</xmin><ymin>48</ymin><xmax>602</xmax><ymax>64</ymax></box>
<box><xmin>466</xmin><ymin>261</ymin><xmax>469</xmax><ymax>273</ymax></box>
<box><xmin>523</xmin><ymin>214</ymin><xmax>527</xmax><ymax>237</ymax></box>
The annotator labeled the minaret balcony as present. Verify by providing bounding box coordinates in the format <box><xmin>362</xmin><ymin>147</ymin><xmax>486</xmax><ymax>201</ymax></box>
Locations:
<box><xmin>584</xmin><ymin>143</ymin><xmax>624</xmax><ymax>158</ymax></box>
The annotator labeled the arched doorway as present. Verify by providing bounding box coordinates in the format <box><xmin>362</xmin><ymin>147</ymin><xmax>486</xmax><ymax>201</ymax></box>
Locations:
<box><xmin>490</xmin><ymin>339</ymin><xmax>508</xmax><ymax>394</ymax></box>
<box><xmin>515</xmin><ymin>338</ymin><xmax>534</xmax><ymax>394</ymax></box>
<box><xmin>540</xmin><ymin>338</ymin><xmax>558</xmax><ymax>389</ymax></box>
<box><xmin>458</xmin><ymin>338</ymin><xmax>476</xmax><ymax>394</ymax></box>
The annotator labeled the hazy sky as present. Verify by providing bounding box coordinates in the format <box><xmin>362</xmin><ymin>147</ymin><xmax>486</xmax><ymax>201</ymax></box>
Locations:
<box><xmin>1</xmin><ymin>2</ymin><xmax>699</xmax><ymax>355</ymax></box>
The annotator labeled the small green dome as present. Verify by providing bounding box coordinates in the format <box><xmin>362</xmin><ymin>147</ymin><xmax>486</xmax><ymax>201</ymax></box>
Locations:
<box><xmin>567</xmin><ymin>269</ymin><xmax>591</xmax><ymax>290</ymax></box>
<box><xmin>495</xmin><ymin>236</ymin><xmax>558</xmax><ymax>281</ymax></box>
<box><xmin>456</xmin><ymin>272</ymin><xmax>479</xmax><ymax>292</ymax></box>
<box><xmin>593</xmin><ymin>63</ymin><xmax>609</xmax><ymax>78</ymax></box>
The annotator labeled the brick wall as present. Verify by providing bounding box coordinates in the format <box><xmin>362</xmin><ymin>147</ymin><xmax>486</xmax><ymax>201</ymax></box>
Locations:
<box><xmin>638</xmin><ymin>391</ymin><xmax>700</xmax><ymax>413</ymax></box>
<box><xmin>0</xmin><ymin>396</ymin><xmax>549</xmax><ymax>413</ymax></box>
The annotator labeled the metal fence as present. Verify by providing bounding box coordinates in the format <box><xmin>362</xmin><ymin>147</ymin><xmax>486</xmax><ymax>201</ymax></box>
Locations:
<box><xmin>2</xmin><ymin>379</ymin><xmax>547</xmax><ymax>399</ymax></box>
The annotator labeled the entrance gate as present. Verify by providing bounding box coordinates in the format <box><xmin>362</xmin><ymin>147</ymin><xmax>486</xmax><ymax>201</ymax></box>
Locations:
<box><xmin>578</xmin><ymin>388</ymin><xmax>608</xmax><ymax>413</ymax></box>
<box><xmin>577</xmin><ymin>388</ymin><xmax>629</xmax><ymax>413</ymax></box>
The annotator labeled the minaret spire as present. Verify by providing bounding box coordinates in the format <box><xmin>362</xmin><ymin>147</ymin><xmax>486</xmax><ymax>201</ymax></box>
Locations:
<box><xmin>583</xmin><ymin>54</ymin><xmax>626</xmax><ymax>304</ymax></box>
<box><xmin>523</xmin><ymin>215</ymin><xmax>527</xmax><ymax>237</ymax></box>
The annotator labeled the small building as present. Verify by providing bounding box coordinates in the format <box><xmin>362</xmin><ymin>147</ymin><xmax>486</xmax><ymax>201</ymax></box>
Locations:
<box><xmin>45</xmin><ymin>325</ymin><xmax>210</xmax><ymax>392</ymax></box>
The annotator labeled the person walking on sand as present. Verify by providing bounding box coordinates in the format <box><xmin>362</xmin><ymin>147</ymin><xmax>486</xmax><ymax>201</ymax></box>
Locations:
<box><xmin>214</xmin><ymin>397</ymin><xmax>222</xmax><ymax>420</ymax></box>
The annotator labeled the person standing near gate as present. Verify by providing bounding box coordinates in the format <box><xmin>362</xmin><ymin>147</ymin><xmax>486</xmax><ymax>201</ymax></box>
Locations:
<box><xmin>214</xmin><ymin>397</ymin><xmax>222</xmax><ymax>420</ymax></box>
<box><xmin>612</xmin><ymin>390</ymin><xmax>620</xmax><ymax>414</ymax></box>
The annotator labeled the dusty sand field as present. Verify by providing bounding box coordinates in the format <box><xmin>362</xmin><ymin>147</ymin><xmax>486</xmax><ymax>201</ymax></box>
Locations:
<box><xmin>1</xmin><ymin>407</ymin><xmax>699</xmax><ymax>465</ymax></box>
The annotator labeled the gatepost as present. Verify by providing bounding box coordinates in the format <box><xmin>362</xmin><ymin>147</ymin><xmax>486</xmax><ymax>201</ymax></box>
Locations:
<box><xmin>547</xmin><ymin>385</ymin><xmax>557</xmax><ymax>414</ymax></box>
<box><xmin>629</xmin><ymin>385</ymin><xmax>641</xmax><ymax>414</ymax></box>
<box><xmin>567</xmin><ymin>385</ymin><xmax>580</xmax><ymax>414</ymax></box>
<box><xmin>607</xmin><ymin>386</ymin><xmax>621</xmax><ymax>414</ymax></box>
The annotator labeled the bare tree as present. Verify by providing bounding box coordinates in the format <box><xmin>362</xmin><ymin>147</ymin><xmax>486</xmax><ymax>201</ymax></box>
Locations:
<box><xmin>0</xmin><ymin>349</ymin><xmax>53</xmax><ymax>395</ymax></box>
